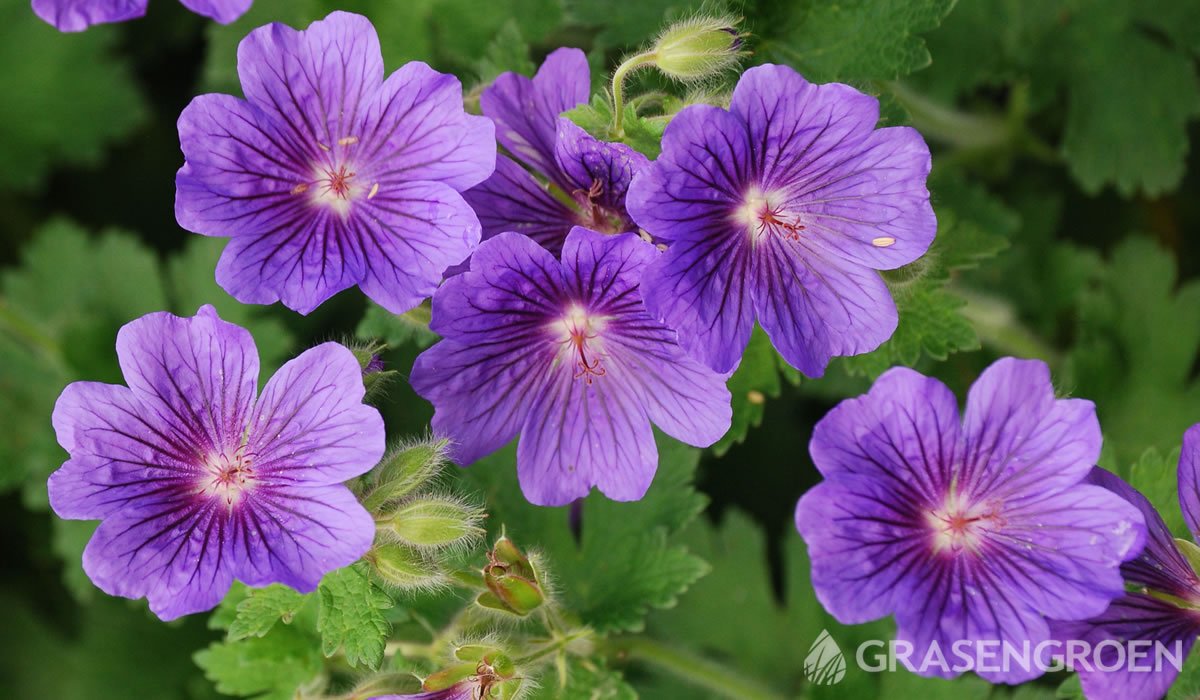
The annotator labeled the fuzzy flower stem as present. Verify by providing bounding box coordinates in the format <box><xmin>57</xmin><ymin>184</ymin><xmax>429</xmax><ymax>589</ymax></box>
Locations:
<box><xmin>610</xmin><ymin>52</ymin><xmax>657</xmax><ymax>136</ymax></box>
<box><xmin>606</xmin><ymin>637</ymin><xmax>785</xmax><ymax>700</ymax></box>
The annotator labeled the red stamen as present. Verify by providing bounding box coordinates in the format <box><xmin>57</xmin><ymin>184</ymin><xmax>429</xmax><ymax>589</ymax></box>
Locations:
<box><xmin>757</xmin><ymin>206</ymin><xmax>805</xmax><ymax>241</ymax></box>
<box><xmin>322</xmin><ymin>164</ymin><xmax>356</xmax><ymax>199</ymax></box>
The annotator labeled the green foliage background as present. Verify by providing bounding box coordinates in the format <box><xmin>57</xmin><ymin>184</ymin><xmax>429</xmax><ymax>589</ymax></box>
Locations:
<box><xmin>2</xmin><ymin>0</ymin><xmax>1199</xmax><ymax>697</ymax></box>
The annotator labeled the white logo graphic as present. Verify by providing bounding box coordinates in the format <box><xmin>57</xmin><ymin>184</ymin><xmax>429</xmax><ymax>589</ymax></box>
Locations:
<box><xmin>804</xmin><ymin>629</ymin><xmax>846</xmax><ymax>685</ymax></box>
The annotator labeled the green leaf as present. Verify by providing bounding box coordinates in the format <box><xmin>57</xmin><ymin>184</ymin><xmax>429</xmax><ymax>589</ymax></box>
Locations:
<box><xmin>528</xmin><ymin>657</ymin><xmax>637</xmax><ymax>700</ymax></box>
<box><xmin>0</xmin><ymin>594</ymin><xmax>219</xmax><ymax>700</ymax></box>
<box><xmin>356</xmin><ymin>301</ymin><xmax>438</xmax><ymax>350</ymax></box>
<box><xmin>564</xmin><ymin>94</ymin><xmax>666</xmax><ymax>159</ymax></box>
<box><xmin>1065</xmin><ymin>236</ymin><xmax>1200</xmax><ymax>468</ymax></box>
<box><xmin>51</xmin><ymin>519</ymin><xmax>100</xmax><ymax>603</ymax></box>
<box><xmin>228</xmin><ymin>586</ymin><xmax>311</xmax><ymax>641</ymax></box>
<box><xmin>1126</xmin><ymin>447</ymin><xmax>1187</xmax><ymax>539</ymax></box>
<box><xmin>473</xmin><ymin>19</ymin><xmax>536</xmax><ymax>83</ymax></box>
<box><xmin>762</xmin><ymin>0</ymin><xmax>957</xmax><ymax>83</ymax></box>
<box><xmin>317</xmin><ymin>563</ymin><xmax>395</xmax><ymax>669</ymax></box>
<box><xmin>0</xmin><ymin>4</ymin><xmax>147</xmax><ymax>190</ymax></box>
<box><xmin>195</xmin><ymin>625</ymin><xmax>323</xmax><ymax>700</ymax></box>
<box><xmin>1056</xmin><ymin>11</ymin><xmax>1200</xmax><ymax>197</ymax></box>
<box><xmin>463</xmin><ymin>436</ymin><xmax>708</xmax><ymax>632</ymax></box>
<box><xmin>643</xmin><ymin>510</ymin><xmax>896</xmax><ymax>698</ymax></box>
<box><xmin>564</xmin><ymin>0</ymin><xmax>704</xmax><ymax>51</ymax></box>
<box><xmin>1168</xmin><ymin>643</ymin><xmax>1200</xmax><ymax>699</ymax></box>
<box><xmin>166</xmin><ymin>237</ymin><xmax>295</xmax><ymax>374</ymax></box>
<box><xmin>0</xmin><ymin>220</ymin><xmax>168</xmax><ymax>509</ymax></box>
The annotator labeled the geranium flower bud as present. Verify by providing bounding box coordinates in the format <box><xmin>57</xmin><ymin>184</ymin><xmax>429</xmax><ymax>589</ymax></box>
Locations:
<box><xmin>367</xmin><ymin>544</ymin><xmax>444</xmax><ymax>591</ymax></box>
<box><xmin>362</xmin><ymin>438</ymin><xmax>449</xmax><ymax>512</ymax></box>
<box><xmin>387</xmin><ymin>497</ymin><xmax>485</xmax><ymax>549</ymax></box>
<box><xmin>649</xmin><ymin>16</ymin><xmax>745</xmax><ymax>83</ymax></box>
<box><xmin>478</xmin><ymin>536</ymin><xmax>545</xmax><ymax>616</ymax></box>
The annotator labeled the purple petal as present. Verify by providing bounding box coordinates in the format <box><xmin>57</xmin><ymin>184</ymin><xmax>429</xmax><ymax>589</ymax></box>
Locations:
<box><xmin>412</xmin><ymin>338</ymin><xmax>550</xmax><ymax>466</ymax></box>
<box><xmin>462</xmin><ymin>155</ymin><xmax>576</xmax><ymax>257</ymax></box>
<box><xmin>809</xmin><ymin>366</ymin><xmax>961</xmax><ymax>497</ymax></box>
<box><xmin>481</xmin><ymin>47</ymin><xmax>589</xmax><ymax>184</ymax></box>
<box><xmin>114</xmin><ymin>305</ymin><xmax>258</xmax><ymax>458</ymax></box>
<box><xmin>412</xmin><ymin>233</ymin><xmax>565</xmax><ymax>464</ymax></box>
<box><xmin>730</xmin><ymin>65</ymin><xmax>933</xmax><ymax>269</ymax></box>
<box><xmin>961</xmin><ymin>358</ymin><xmax>1101</xmax><ymax>498</ymax></box>
<box><xmin>175</xmin><ymin>93</ymin><xmax>311</xmax><ymax>238</ymax></box>
<box><xmin>1089</xmin><ymin>467</ymin><xmax>1199</xmax><ymax>598</ymax></box>
<box><xmin>751</xmin><ymin>236</ymin><xmax>897</xmax><ymax>377</ymax></box>
<box><xmin>641</xmin><ymin>233</ymin><xmax>756</xmax><ymax>375</ymax></box>
<box><xmin>517</xmin><ymin>366</ymin><xmax>657</xmax><ymax>505</ymax></box>
<box><xmin>359</xmin><ymin>62</ymin><xmax>495</xmax><ymax>192</ymax></box>
<box><xmin>31</xmin><ymin>0</ymin><xmax>146</xmax><ymax>31</ymax></box>
<box><xmin>553</xmin><ymin>118</ymin><xmax>647</xmax><ymax>232</ymax></box>
<box><xmin>730</xmin><ymin>65</ymin><xmax>880</xmax><ymax>188</ymax></box>
<box><xmin>626</xmin><ymin>104</ymin><xmax>749</xmax><ymax>245</ymax></box>
<box><xmin>1179</xmin><ymin>424</ymin><xmax>1200</xmax><ymax>539</ymax></box>
<box><xmin>214</xmin><ymin>215</ymin><xmax>366</xmax><ymax>315</ymax></box>
<box><xmin>230</xmin><ymin>484</ymin><xmax>374</xmax><ymax>591</ymax></box>
<box><xmin>789</xmin><ymin>127</ymin><xmax>935</xmax><ymax>270</ymax></box>
<box><xmin>247</xmin><ymin>343</ymin><xmax>385</xmax><ymax>485</ymax></box>
<box><xmin>560</xmin><ymin>228</ymin><xmax>731</xmax><ymax>446</ymax></box>
<box><xmin>353</xmin><ymin>181</ymin><xmax>482</xmax><ymax>314</ymax></box>
<box><xmin>988</xmin><ymin>484</ymin><xmax>1145</xmax><ymax>622</ymax></box>
<box><xmin>795</xmin><ymin>475</ymin><xmax>924</xmax><ymax>626</ymax></box>
<box><xmin>49</xmin><ymin>382</ymin><xmax>195</xmax><ymax>520</ymax></box>
<box><xmin>1052</xmin><ymin>594</ymin><xmax>1196</xmax><ymax>700</ymax></box>
<box><xmin>178</xmin><ymin>0</ymin><xmax>251</xmax><ymax>23</ymax></box>
<box><xmin>82</xmin><ymin>497</ymin><xmax>235</xmax><ymax>620</ymax></box>
<box><xmin>236</xmin><ymin>12</ymin><xmax>383</xmax><ymax>156</ymax></box>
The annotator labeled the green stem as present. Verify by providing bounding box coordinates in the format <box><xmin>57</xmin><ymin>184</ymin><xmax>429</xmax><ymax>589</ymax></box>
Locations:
<box><xmin>610</xmin><ymin>52</ymin><xmax>657</xmax><ymax>136</ymax></box>
<box><xmin>954</xmin><ymin>286</ymin><xmax>1059</xmax><ymax>364</ymax></box>
<box><xmin>886</xmin><ymin>81</ymin><xmax>1010</xmax><ymax>151</ymax></box>
<box><xmin>607</xmin><ymin>637</ymin><xmax>786</xmax><ymax>700</ymax></box>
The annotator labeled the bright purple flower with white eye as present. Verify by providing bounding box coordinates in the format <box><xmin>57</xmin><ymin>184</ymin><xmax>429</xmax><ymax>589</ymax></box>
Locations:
<box><xmin>410</xmin><ymin>227</ymin><xmax>731</xmax><ymax>506</ymax></box>
<box><xmin>1049</xmin><ymin>430</ymin><xmax>1200</xmax><ymax>700</ymax></box>
<box><xmin>628</xmin><ymin>64</ymin><xmax>936</xmax><ymax>376</ymax></box>
<box><xmin>33</xmin><ymin>0</ymin><xmax>250</xmax><ymax>31</ymax></box>
<box><xmin>462</xmin><ymin>48</ymin><xmax>648</xmax><ymax>257</ymax></box>
<box><xmin>175</xmin><ymin>12</ymin><xmax>495</xmax><ymax>315</ymax></box>
<box><xmin>48</xmin><ymin>305</ymin><xmax>385</xmax><ymax>620</ymax></box>
<box><xmin>794</xmin><ymin>358</ymin><xmax>1146</xmax><ymax>683</ymax></box>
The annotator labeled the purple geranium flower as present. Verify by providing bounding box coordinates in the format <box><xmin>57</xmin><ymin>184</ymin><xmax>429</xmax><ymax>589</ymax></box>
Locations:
<box><xmin>794</xmin><ymin>358</ymin><xmax>1146</xmax><ymax>683</ymax></box>
<box><xmin>627</xmin><ymin>64</ymin><xmax>937</xmax><ymax>376</ymax></box>
<box><xmin>410</xmin><ymin>227</ymin><xmax>731</xmax><ymax>505</ymax></box>
<box><xmin>176</xmin><ymin>12</ymin><xmax>495</xmax><ymax>315</ymax></box>
<box><xmin>462</xmin><ymin>48</ymin><xmax>648</xmax><ymax>257</ymax></box>
<box><xmin>48</xmin><ymin>305</ymin><xmax>385</xmax><ymax>620</ymax></box>
<box><xmin>34</xmin><ymin>0</ymin><xmax>250</xmax><ymax>31</ymax></box>
<box><xmin>1049</xmin><ymin>429</ymin><xmax>1200</xmax><ymax>700</ymax></box>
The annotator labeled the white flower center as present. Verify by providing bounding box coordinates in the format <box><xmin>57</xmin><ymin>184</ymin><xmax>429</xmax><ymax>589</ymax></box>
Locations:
<box><xmin>551</xmin><ymin>304</ymin><xmax>608</xmax><ymax>384</ymax></box>
<box><xmin>733</xmin><ymin>187</ymin><xmax>804</xmax><ymax>242</ymax></box>
<box><xmin>199</xmin><ymin>446</ymin><xmax>256</xmax><ymax>508</ymax></box>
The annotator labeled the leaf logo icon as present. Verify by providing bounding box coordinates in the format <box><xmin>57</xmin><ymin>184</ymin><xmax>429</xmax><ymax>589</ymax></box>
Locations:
<box><xmin>804</xmin><ymin>629</ymin><xmax>846</xmax><ymax>685</ymax></box>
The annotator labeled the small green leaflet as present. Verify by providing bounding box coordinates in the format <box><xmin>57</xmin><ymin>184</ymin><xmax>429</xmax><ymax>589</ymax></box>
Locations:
<box><xmin>760</xmin><ymin>0</ymin><xmax>957</xmax><ymax>83</ymax></box>
<box><xmin>317</xmin><ymin>563</ymin><xmax>395</xmax><ymax>669</ymax></box>
<box><xmin>228</xmin><ymin>585</ymin><xmax>311</xmax><ymax>641</ymax></box>
<box><xmin>195</xmin><ymin>626</ymin><xmax>324</xmax><ymax>700</ymax></box>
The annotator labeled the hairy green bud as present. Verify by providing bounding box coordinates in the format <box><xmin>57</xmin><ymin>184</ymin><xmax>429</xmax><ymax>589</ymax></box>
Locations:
<box><xmin>361</xmin><ymin>438</ymin><xmax>449</xmax><ymax>512</ymax></box>
<box><xmin>650</xmin><ymin>15</ymin><xmax>745</xmax><ymax>83</ymax></box>
<box><xmin>388</xmin><ymin>497</ymin><xmax>485</xmax><ymax>549</ymax></box>
<box><xmin>367</xmin><ymin>543</ymin><xmax>443</xmax><ymax>591</ymax></box>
